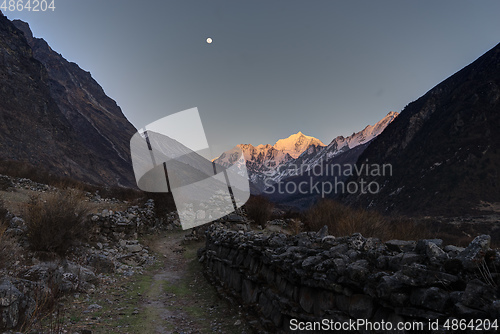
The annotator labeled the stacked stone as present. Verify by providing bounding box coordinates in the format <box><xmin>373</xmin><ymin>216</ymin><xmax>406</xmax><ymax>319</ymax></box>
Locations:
<box><xmin>200</xmin><ymin>224</ymin><xmax>500</xmax><ymax>333</ymax></box>
<box><xmin>91</xmin><ymin>199</ymin><xmax>180</xmax><ymax>240</ymax></box>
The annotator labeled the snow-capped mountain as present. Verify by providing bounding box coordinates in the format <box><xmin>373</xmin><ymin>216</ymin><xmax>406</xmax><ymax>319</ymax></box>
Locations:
<box><xmin>263</xmin><ymin>111</ymin><xmax>398</xmax><ymax>187</ymax></box>
<box><xmin>300</xmin><ymin>111</ymin><xmax>399</xmax><ymax>169</ymax></box>
<box><xmin>273</xmin><ymin>132</ymin><xmax>325</xmax><ymax>158</ymax></box>
<box><xmin>214</xmin><ymin>132</ymin><xmax>325</xmax><ymax>192</ymax></box>
<box><xmin>214</xmin><ymin>132</ymin><xmax>325</xmax><ymax>170</ymax></box>
<box><xmin>214</xmin><ymin>112</ymin><xmax>397</xmax><ymax>193</ymax></box>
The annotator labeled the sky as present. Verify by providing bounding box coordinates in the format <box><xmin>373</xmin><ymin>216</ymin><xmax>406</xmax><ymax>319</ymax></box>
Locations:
<box><xmin>7</xmin><ymin>0</ymin><xmax>500</xmax><ymax>159</ymax></box>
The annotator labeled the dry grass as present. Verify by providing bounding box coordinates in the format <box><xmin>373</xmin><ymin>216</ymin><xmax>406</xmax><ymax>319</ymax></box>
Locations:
<box><xmin>244</xmin><ymin>195</ymin><xmax>274</xmax><ymax>226</ymax></box>
<box><xmin>24</xmin><ymin>190</ymin><xmax>91</xmax><ymax>255</ymax></box>
<box><xmin>305</xmin><ymin>199</ymin><xmax>426</xmax><ymax>241</ymax></box>
<box><xmin>19</xmin><ymin>279</ymin><xmax>65</xmax><ymax>333</ymax></box>
<box><xmin>0</xmin><ymin>159</ymin><xmax>144</xmax><ymax>202</ymax></box>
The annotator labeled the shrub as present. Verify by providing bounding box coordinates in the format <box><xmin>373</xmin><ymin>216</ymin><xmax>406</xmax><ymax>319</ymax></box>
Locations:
<box><xmin>305</xmin><ymin>199</ymin><xmax>425</xmax><ymax>241</ymax></box>
<box><xmin>24</xmin><ymin>190</ymin><xmax>90</xmax><ymax>255</ymax></box>
<box><xmin>244</xmin><ymin>195</ymin><xmax>274</xmax><ymax>226</ymax></box>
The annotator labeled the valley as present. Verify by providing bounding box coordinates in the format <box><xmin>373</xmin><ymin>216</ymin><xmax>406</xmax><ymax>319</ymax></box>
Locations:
<box><xmin>0</xmin><ymin>8</ymin><xmax>499</xmax><ymax>334</ymax></box>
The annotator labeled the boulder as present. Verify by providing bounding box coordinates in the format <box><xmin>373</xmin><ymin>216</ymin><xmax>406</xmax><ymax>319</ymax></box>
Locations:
<box><xmin>458</xmin><ymin>235</ymin><xmax>491</xmax><ymax>270</ymax></box>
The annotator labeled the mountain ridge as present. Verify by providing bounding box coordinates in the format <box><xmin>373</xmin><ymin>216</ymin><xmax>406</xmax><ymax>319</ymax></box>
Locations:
<box><xmin>214</xmin><ymin>111</ymin><xmax>397</xmax><ymax>194</ymax></box>
<box><xmin>342</xmin><ymin>42</ymin><xmax>500</xmax><ymax>215</ymax></box>
<box><xmin>4</xmin><ymin>18</ymin><xmax>138</xmax><ymax>188</ymax></box>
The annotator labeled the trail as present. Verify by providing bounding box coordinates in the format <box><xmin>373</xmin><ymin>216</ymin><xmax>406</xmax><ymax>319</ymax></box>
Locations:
<box><xmin>140</xmin><ymin>232</ymin><xmax>204</xmax><ymax>333</ymax></box>
<box><xmin>64</xmin><ymin>230</ymin><xmax>251</xmax><ymax>334</ymax></box>
<box><xmin>134</xmin><ymin>231</ymin><xmax>251</xmax><ymax>334</ymax></box>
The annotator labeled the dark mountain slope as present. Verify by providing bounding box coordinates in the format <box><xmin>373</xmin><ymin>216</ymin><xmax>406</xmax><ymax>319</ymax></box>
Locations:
<box><xmin>343</xmin><ymin>42</ymin><xmax>500</xmax><ymax>215</ymax></box>
<box><xmin>0</xmin><ymin>13</ymin><xmax>137</xmax><ymax>187</ymax></box>
<box><xmin>12</xmin><ymin>19</ymin><xmax>137</xmax><ymax>188</ymax></box>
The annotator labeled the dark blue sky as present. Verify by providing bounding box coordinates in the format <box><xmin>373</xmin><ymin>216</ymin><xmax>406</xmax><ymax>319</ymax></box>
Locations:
<box><xmin>9</xmin><ymin>0</ymin><xmax>500</xmax><ymax>158</ymax></box>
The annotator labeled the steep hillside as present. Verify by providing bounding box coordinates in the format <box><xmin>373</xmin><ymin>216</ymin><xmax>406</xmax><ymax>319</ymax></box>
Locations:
<box><xmin>11</xmin><ymin>19</ymin><xmax>137</xmax><ymax>188</ymax></box>
<box><xmin>0</xmin><ymin>15</ymin><xmax>93</xmax><ymax>183</ymax></box>
<box><xmin>284</xmin><ymin>111</ymin><xmax>398</xmax><ymax>175</ymax></box>
<box><xmin>343</xmin><ymin>42</ymin><xmax>500</xmax><ymax>215</ymax></box>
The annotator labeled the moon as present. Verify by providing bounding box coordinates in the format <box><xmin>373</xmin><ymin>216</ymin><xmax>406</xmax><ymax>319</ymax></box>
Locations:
<box><xmin>206</xmin><ymin>37</ymin><xmax>213</xmax><ymax>44</ymax></box>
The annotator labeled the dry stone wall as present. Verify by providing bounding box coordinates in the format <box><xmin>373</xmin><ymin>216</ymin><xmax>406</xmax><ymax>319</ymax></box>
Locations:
<box><xmin>200</xmin><ymin>224</ymin><xmax>500</xmax><ymax>333</ymax></box>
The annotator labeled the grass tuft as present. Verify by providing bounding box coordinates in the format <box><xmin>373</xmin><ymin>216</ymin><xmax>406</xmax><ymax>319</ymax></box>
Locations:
<box><xmin>305</xmin><ymin>199</ymin><xmax>425</xmax><ymax>241</ymax></box>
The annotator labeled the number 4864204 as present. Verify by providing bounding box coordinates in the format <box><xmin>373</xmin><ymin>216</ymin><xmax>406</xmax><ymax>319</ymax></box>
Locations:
<box><xmin>1</xmin><ymin>0</ymin><xmax>56</xmax><ymax>12</ymax></box>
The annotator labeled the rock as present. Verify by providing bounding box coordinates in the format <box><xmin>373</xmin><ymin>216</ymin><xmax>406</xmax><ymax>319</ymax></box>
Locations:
<box><xmin>235</xmin><ymin>223</ymin><xmax>248</xmax><ymax>232</ymax></box>
<box><xmin>20</xmin><ymin>262</ymin><xmax>60</xmax><ymax>283</ymax></box>
<box><xmin>0</xmin><ymin>280</ymin><xmax>24</xmax><ymax>329</ymax></box>
<box><xmin>87</xmin><ymin>304</ymin><xmax>102</xmax><ymax>311</ymax></box>
<box><xmin>126</xmin><ymin>244</ymin><xmax>143</xmax><ymax>253</ymax></box>
<box><xmin>348</xmin><ymin>233</ymin><xmax>366</xmax><ymax>251</ymax></box>
<box><xmin>423</xmin><ymin>241</ymin><xmax>448</xmax><ymax>263</ymax></box>
<box><xmin>461</xmin><ymin>279</ymin><xmax>497</xmax><ymax>311</ymax></box>
<box><xmin>8</xmin><ymin>217</ymin><xmax>24</xmax><ymax>229</ymax></box>
<box><xmin>443</xmin><ymin>245</ymin><xmax>465</xmax><ymax>256</ymax></box>
<box><xmin>346</xmin><ymin>260</ymin><xmax>370</xmax><ymax>282</ymax></box>
<box><xmin>410</xmin><ymin>287</ymin><xmax>449</xmax><ymax>312</ymax></box>
<box><xmin>457</xmin><ymin>235</ymin><xmax>491</xmax><ymax>270</ymax></box>
<box><xmin>227</xmin><ymin>213</ymin><xmax>245</xmax><ymax>222</ymax></box>
<box><xmin>302</xmin><ymin>255</ymin><xmax>323</xmax><ymax>270</ymax></box>
<box><xmin>399</xmin><ymin>253</ymin><xmax>424</xmax><ymax>266</ymax></box>
<box><xmin>386</xmin><ymin>240</ymin><xmax>416</xmax><ymax>252</ymax></box>
<box><xmin>299</xmin><ymin>286</ymin><xmax>315</xmax><ymax>313</ymax></box>
<box><xmin>416</xmin><ymin>239</ymin><xmax>443</xmax><ymax>252</ymax></box>
<box><xmin>20</xmin><ymin>261</ymin><xmax>97</xmax><ymax>294</ymax></box>
<box><xmin>316</xmin><ymin>225</ymin><xmax>328</xmax><ymax>239</ymax></box>
<box><xmin>4</xmin><ymin>228</ymin><xmax>24</xmax><ymax>237</ymax></box>
<box><xmin>88</xmin><ymin>254</ymin><xmax>115</xmax><ymax>274</ymax></box>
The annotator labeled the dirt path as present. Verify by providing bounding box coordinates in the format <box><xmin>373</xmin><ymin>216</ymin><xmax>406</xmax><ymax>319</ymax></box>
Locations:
<box><xmin>139</xmin><ymin>232</ymin><xmax>211</xmax><ymax>333</ymax></box>
<box><xmin>62</xmin><ymin>230</ymin><xmax>253</xmax><ymax>334</ymax></box>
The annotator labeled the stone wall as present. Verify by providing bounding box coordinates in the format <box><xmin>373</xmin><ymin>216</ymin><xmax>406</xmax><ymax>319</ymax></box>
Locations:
<box><xmin>200</xmin><ymin>224</ymin><xmax>500</xmax><ymax>333</ymax></box>
<box><xmin>90</xmin><ymin>199</ymin><xmax>180</xmax><ymax>240</ymax></box>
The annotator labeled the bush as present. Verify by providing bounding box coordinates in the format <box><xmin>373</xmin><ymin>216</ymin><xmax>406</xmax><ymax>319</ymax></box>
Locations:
<box><xmin>305</xmin><ymin>199</ymin><xmax>425</xmax><ymax>241</ymax></box>
<box><xmin>24</xmin><ymin>190</ymin><xmax>90</xmax><ymax>255</ymax></box>
<box><xmin>244</xmin><ymin>195</ymin><xmax>274</xmax><ymax>226</ymax></box>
